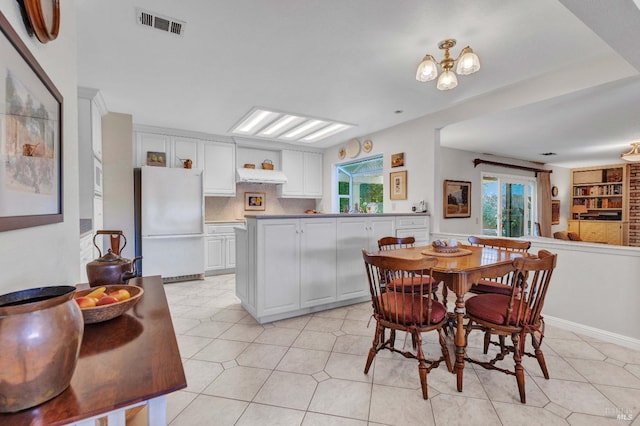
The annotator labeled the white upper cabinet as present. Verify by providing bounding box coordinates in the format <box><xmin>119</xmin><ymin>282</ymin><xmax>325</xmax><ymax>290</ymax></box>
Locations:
<box><xmin>134</xmin><ymin>128</ymin><xmax>236</xmax><ymax>196</ymax></box>
<box><xmin>201</xmin><ymin>141</ymin><xmax>236</xmax><ymax>196</ymax></box>
<box><xmin>135</xmin><ymin>132</ymin><xmax>172</xmax><ymax>167</ymax></box>
<box><xmin>278</xmin><ymin>150</ymin><xmax>323</xmax><ymax>198</ymax></box>
<box><xmin>173</xmin><ymin>136</ymin><xmax>200</xmax><ymax>168</ymax></box>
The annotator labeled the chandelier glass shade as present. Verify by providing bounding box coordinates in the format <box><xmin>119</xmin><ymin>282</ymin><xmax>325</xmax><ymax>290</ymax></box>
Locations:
<box><xmin>416</xmin><ymin>39</ymin><xmax>480</xmax><ymax>90</ymax></box>
<box><xmin>621</xmin><ymin>142</ymin><xmax>640</xmax><ymax>162</ymax></box>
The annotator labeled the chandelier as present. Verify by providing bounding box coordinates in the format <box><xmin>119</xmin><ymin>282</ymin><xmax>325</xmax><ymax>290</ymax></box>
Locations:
<box><xmin>621</xmin><ymin>142</ymin><xmax>640</xmax><ymax>162</ymax></box>
<box><xmin>415</xmin><ymin>39</ymin><xmax>480</xmax><ymax>90</ymax></box>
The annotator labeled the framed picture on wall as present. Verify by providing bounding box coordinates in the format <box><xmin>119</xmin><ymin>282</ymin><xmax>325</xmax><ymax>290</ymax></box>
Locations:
<box><xmin>390</xmin><ymin>170</ymin><xmax>407</xmax><ymax>200</ymax></box>
<box><xmin>0</xmin><ymin>14</ymin><xmax>63</xmax><ymax>232</ymax></box>
<box><xmin>244</xmin><ymin>192</ymin><xmax>266</xmax><ymax>211</ymax></box>
<box><xmin>551</xmin><ymin>200</ymin><xmax>560</xmax><ymax>225</ymax></box>
<box><xmin>443</xmin><ymin>180</ymin><xmax>471</xmax><ymax>218</ymax></box>
<box><xmin>391</xmin><ymin>152</ymin><xmax>404</xmax><ymax>168</ymax></box>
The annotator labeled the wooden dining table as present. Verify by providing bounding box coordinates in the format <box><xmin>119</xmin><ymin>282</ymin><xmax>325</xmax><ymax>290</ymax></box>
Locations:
<box><xmin>373</xmin><ymin>244</ymin><xmax>526</xmax><ymax>392</ymax></box>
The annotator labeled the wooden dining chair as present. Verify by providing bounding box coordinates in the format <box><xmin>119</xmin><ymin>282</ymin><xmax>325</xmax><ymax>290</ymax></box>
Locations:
<box><xmin>467</xmin><ymin>236</ymin><xmax>531</xmax><ymax>296</ymax></box>
<box><xmin>467</xmin><ymin>236</ymin><xmax>532</xmax><ymax>352</ymax></box>
<box><xmin>464</xmin><ymin>249</ymin><xmax>557</xmax><ymax>404</ymax></box>
<box><xmin>377</xmin><ymin>236</ymin><xmax>446</xmax><ymax>304</ymax></box>
<box><xmin>362</xmin><ymin>250</ymin><xmax>452</xmax><ymax>399</ymax></box>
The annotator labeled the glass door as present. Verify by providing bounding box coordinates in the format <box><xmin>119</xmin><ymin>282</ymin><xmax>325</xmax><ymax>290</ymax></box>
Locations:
<box><xmin>482</xmin><ymin>174</ymin><xmax>536</xmax><ymax>237</ymax></box>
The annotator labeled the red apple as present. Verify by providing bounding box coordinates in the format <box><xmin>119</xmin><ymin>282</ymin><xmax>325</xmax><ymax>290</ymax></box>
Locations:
<box><xmin>96</xmin><ymin>295</ymin><xmax>118</xmax><ymax>306</ymax></box>
<box><xmin>108</xmin><ymin>289</ymin><xmax>131</xmax><ymax>302</ymax></box>
<box><xmin>75</xmin><ymin>296</ymin><xmax>97</xmax><ymax>309</ymax></box>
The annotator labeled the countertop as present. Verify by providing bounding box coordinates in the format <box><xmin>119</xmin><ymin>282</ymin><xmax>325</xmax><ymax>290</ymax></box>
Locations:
<box><xmin>244</xmin><ymin>212</ymin><xmax>430</xmax><ymax>219</ymax></box>
<box><xmin>205</xmin><ymin>219</ymin><xmax>246</xmax><ymax>224</ymax></box>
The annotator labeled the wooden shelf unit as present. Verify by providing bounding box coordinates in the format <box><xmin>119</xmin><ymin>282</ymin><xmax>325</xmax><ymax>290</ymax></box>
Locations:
<box><xmin>569</xmin><ymin>164</ymin><xmax>629</xmax><ymax>245</ymax></box>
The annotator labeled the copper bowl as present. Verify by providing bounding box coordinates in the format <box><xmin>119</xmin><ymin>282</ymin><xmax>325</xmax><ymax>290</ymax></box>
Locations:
<box><xmin>74</xmin><ymin>285</ymin><xmax>143</xmax><ymax>324</ymax></box>
<box><xmin>0</xmin><ymin>286</ymin><xmax>83</xmax><ymax>412</ymax></box>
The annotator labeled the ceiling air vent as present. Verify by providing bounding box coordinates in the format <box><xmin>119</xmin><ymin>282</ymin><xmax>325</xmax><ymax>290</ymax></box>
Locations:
<box><xmin>136</xmin><ymin>8</ymin><xmax>185</xmax><ymax>37</ymax></box>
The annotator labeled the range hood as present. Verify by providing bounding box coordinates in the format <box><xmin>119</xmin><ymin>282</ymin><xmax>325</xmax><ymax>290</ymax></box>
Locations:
<box><xmin>236</xmin><ymin>167</ymin><xmax>288</xmax><ymax>184</ymax></box>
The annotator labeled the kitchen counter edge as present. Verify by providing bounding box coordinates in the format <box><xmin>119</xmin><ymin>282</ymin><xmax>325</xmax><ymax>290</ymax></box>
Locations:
<box><xmin>245</xmin><ymin>213</ymin><xmax>430</xmax><ymax>219</ymax></box>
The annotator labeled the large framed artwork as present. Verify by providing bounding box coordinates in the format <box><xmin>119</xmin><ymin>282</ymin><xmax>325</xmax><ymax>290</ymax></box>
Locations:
<box><xmin>0</xmin><ymin>13</ymin><xmax>63</xmax><ymax>232</ymax></box>
<box><xmin>443</xmin><ymin>180</ymin><xmax>471</xmax><ymax>218</ymax></box>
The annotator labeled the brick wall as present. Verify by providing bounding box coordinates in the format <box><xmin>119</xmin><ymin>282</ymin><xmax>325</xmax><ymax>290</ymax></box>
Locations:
<box><xmin>629</xmin><ymin>163</ymin><xmax>640</xmax><ymax>246</ymax></box>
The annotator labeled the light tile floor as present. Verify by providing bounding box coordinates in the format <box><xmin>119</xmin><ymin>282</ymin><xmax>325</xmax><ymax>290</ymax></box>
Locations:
<box><xmin>165</xmin><ymin>275</ymin><xmax>640</xmax><ymax>426</ymax></box>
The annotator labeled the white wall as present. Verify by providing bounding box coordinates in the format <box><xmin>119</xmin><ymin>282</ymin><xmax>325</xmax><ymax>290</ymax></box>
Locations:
<box><xmin>320</xmin><ymin>117</ymin><xmax>437</xmax><ymax>218</ymax></box>
<box><xmin>102</xmin><ymin>112</ymin><xmax>135</xmax><ymax>260</ymax></box>
<box><xmin>0</xmin><ymin>2</ymin><xmax>80</xmax><ymax>294</ymax></box>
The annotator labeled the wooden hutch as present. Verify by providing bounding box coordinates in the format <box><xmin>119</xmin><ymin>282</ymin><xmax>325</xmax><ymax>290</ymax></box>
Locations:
<box><xmin>568</xmin><ymin>164</ymin><xmax>629</xmax><ymax>245</ymax></box>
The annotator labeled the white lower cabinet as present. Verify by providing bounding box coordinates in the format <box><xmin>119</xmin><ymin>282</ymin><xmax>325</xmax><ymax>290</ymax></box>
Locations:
<box><xmin>395</xmin><ymin>215</ymin><xmax>430</xmax><ymax>246</ymax></box>
<box><xmin>257</xmin><ymin>218</ymin><xmax>337</xmax><ymax>316</ymax></box>
<box><xmin>336</xmin><ymin>216</ymin><xmax>395</xmax><ymax>300</ymax></box>
<box><xmin>299</xmin><ymin>218</ymin><xmax>337</xmax><ymax>308</ymax></box>
<box><xmin>205</xmin><ymin>223</ymin><xmax>240</xmax><ymax>273</ymax></box>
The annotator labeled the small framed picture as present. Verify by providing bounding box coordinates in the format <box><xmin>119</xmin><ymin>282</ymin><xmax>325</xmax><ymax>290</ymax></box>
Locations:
<box><xmin>443</xmin><ymin>180</ymin><xmax>471</xmax><ymax>218</ymax></box>
<box><xmin>391</xmin><ymin>152</ymin><xmax>405</xmax><ymax>168</ymax></box>
<box><xmin>551</xmin><ymin>200</ymin><xmax>560</xmax><ymax>225</ymax></box>
<box><xmin>146</xmin><ymin>151</ymin><xmax>166</xmax><ymax>167</ymax></box>
<box><xmin>390</xmin><ymin>170</ymin><xmax>407</xmax><ymax>200</ymax></box>
<box><xmin>245</xmin><ymin>192</ymin><xmax>266</xmax><ymax>211</ymax></box>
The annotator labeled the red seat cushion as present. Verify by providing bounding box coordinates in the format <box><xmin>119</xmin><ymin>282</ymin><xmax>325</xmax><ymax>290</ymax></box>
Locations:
<box><xmin>377</xmin><ymin>292</ymin><xmax>446</xmax><ymax>325</ymax></box>
<box><xmin>387</xmin><ymin>275</ymin><xmax>439</xmax><ymax>294</ymax></box>
<box><xmin>466</xmin><ymin>294</ymin><xmax>527</xmax><ymax>325</ymax></box>
<box><xmin>470</xmin><ymin>279</ymin><xmax>515</xmax><ymax>296</ymax></box>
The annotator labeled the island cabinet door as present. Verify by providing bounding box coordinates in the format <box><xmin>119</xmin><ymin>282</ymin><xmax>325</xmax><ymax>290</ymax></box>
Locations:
<box><xmin>258</xmin><ymin>220</ymin><xmax>300</xmax><ymax>316</ymax></box>
<box><xmin>336</xmin><ymin>218</ymin><xmax>372</xmax><ymax>301</ymax></box>
<box><xmin>300</xmin><ymin>218</ymin><xmax>337</xmax><ymax>308</ymax></box>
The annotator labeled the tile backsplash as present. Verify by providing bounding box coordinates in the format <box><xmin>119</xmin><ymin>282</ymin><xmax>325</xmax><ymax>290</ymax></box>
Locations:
<box><xmin>205</xmin><ymin>183</ymin><xmax>317</xmax><ymax>221</ymax></box>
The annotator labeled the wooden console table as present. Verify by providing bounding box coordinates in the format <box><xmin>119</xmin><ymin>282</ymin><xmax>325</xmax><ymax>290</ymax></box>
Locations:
<box><xmin>0</xmin><ymin>276</ymin><xmax>187</xmax><ymax>426</ymax></box>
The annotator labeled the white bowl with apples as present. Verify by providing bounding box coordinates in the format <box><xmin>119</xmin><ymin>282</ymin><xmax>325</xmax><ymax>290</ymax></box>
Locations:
<box><xmin>74</xmin><ymin>285</ymin><xmax>143</xmax><ymax>324</ymax></box>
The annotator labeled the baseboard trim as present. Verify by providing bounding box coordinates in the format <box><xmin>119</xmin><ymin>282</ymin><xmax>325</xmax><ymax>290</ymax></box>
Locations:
<box><xmin>544</xmin><ymin>315</ymin><xmax>640</xmax><ymax>351</ymax></box>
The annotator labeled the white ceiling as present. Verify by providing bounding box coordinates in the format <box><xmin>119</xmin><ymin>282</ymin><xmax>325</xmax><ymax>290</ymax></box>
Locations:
<box><xmin>76</xmin><ymin>0</ymin><xmax>640</xmax><ymax>168</ymax></box>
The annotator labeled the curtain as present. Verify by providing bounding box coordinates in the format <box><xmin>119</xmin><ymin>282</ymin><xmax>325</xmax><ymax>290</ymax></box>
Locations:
<box><xmin>537</xmin><ymin>172</ymin><xmax>552</xmax><ymax>237</ymax></box>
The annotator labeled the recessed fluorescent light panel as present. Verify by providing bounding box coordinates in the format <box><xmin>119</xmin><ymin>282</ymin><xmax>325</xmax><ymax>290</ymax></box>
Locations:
<box><xmin>231</xmin><ymin>108</ymin><xmax>353</xmax><ymax>143</ymax></box>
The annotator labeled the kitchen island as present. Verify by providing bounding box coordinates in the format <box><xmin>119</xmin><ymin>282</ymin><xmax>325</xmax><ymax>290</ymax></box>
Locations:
<box><xmin>235</xmin><ymin>213</ymin><xmax>430</xmax><ymax>323</ymax></box>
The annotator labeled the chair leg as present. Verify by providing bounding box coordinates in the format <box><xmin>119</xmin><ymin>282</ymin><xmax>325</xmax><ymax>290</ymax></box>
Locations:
<box><xmin>531</xmin><ymin>333</ymin><xmax>550</xmax><ymax>379</ymax></box>
<box><xmin>364</xmin><ymin>322</ymin><xmax>382</xmax><ymax>374</ymax></box>
<box><xmin>414</xmin><ymin>331</ymin><xmax>429</xmax><ymax>400</ymax></box>
<box><xmin>499</xmin><ymin>335</ymin><xmax>506</xmax><ymax>353</ymax></box>
<box><xmin>441</xmin><ymin>284</ymin><xmax>448</xmax><ymax>308</ymax></box>
<box><xmin>438</xmin><ymin>328</ymin><xmax>453</xmax><ymax>372</ymax></box>
<box><xmin>512</xmin><ymin>333</ymin><xmax>526</xmax><ymax>404</ymax></box>
<box><xmin>418</xmin><ymin>362</ymin><xmax>429</xmax><ymax>399</ymax></box>
<box><xmin>483</xmin><ymin>331</ymin><xmax>491</xmax><ymax>354</ymax></box>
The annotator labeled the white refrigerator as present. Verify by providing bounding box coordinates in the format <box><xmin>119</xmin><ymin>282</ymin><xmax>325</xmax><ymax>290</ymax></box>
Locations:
<box><xmin>135</xmin><ymin>166</ymin><xmax>205</xmax><ymax>282</ymax></box>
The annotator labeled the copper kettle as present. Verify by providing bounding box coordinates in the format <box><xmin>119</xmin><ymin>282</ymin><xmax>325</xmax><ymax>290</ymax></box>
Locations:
<box><xmin>86</xmin><ymin>230</ymin><xmax>142</xmax><ymax>287</ymax></box>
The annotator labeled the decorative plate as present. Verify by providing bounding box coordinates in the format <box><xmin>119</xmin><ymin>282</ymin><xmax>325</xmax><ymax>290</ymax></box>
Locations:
<box><xmin>551</xmin><ymin>185</ymin><xmax>558</xmax><ymax>197</ymax></box>
<box><xmin>338</xmin><ymin>148</ymin><xmax>346</xmax><ymax>159</ymax></box>
<box><xmin>346</xmin><ymin>139</ymin><xmax>361</xmax><ymax>158</ymax></box>
<box><xmin>363</xmin><ymin>139</ymin><xmax>373</xmax><ymax>153</ymax></box>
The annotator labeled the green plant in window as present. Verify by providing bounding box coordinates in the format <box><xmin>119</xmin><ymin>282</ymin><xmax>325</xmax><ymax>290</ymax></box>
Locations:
<box><xmin>338</xmin><ymin>181</ymin><xmax>350</xmax><ymax>195</ymax></box>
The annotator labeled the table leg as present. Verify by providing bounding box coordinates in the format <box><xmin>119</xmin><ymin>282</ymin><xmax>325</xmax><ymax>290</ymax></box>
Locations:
<box><xmin>454</xmin><ymin>293</ymin><xmax>466</xmax><ymax>392</ymax></box>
